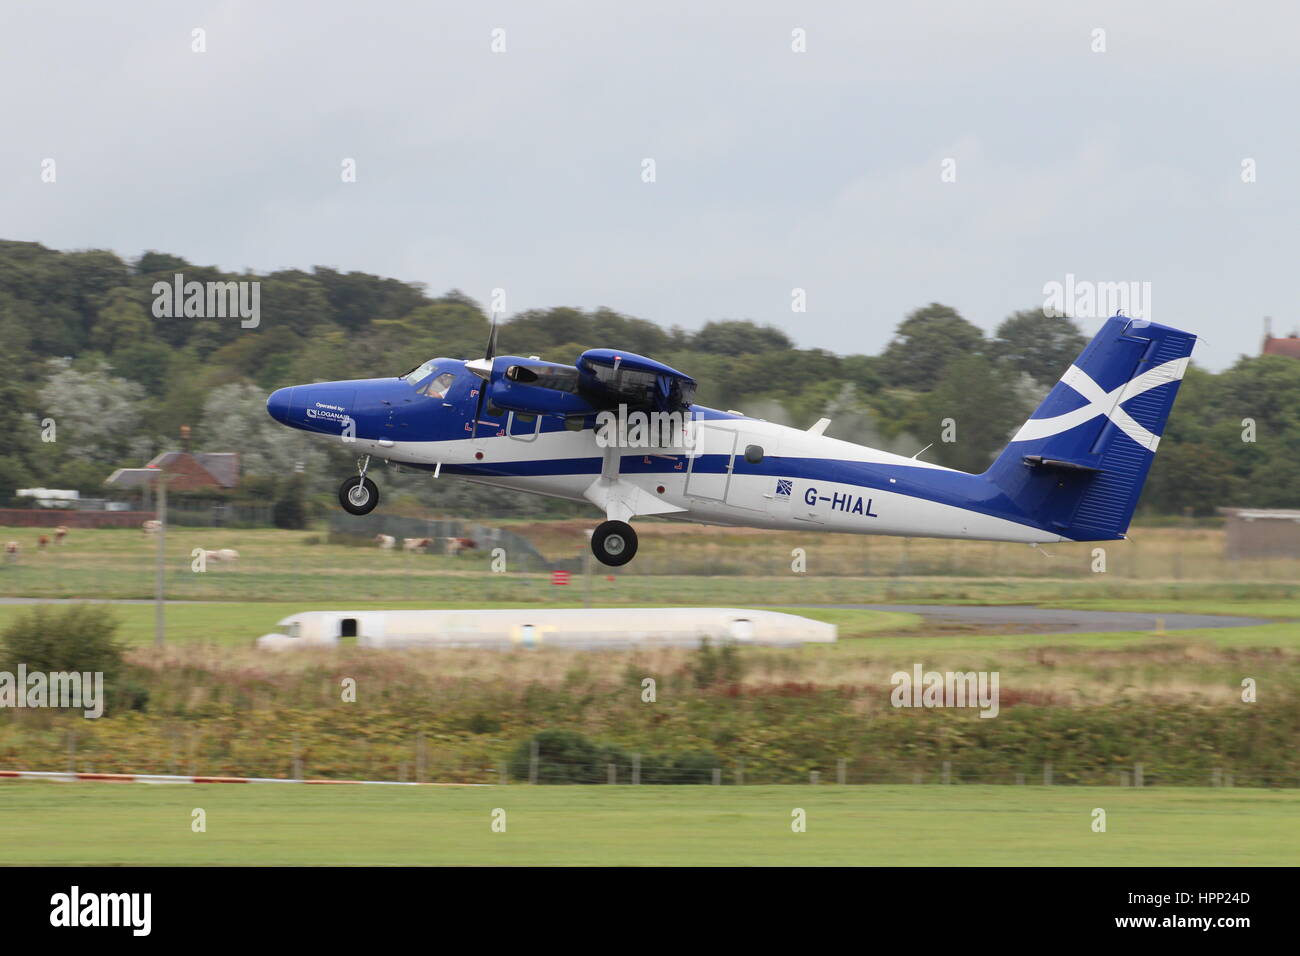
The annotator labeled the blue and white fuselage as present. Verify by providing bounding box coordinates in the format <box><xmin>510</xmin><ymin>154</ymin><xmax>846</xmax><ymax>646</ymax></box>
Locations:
<box><xmin>266</xmin><ymin>315</ymin><xmax>1197</xmax><ymax>562</ymax></box>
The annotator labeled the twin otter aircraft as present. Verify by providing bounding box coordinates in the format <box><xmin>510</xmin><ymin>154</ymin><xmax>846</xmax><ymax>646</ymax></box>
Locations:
<box><xmin>266</xmin><ymin>315</ymin><xmax>1195</xmax><ymax>566</ymax></box>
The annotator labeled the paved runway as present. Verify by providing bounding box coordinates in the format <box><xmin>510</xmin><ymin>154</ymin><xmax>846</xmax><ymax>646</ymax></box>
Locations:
<box><xmin>801</xmin><ymin>604</ymin><xmax>1273</xmax><ymax>635</ymax></box>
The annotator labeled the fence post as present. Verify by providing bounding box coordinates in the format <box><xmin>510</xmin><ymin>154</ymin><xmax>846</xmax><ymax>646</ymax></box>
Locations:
<box><xmin>1015</xmin><ymin>772</ymin><xmax>1025</xmax><ymax>786</ymax></box>
<box><xmin>415</xmin><ymin>732</ymin><xmax>426</xmax><ymax>783</ymax></box>
<box><xmin>528</xmin><ymin>739</ymin><xmax>539</xmax><ymax>785</ymax></box>
<box><xmin>941</xmin><ymin>760</ymin><xmax>951</xmax><ymax>785</ymax></box>
<box><xmin>607</xmin><ymin>763</ymin><xmax>616</xmax><ymax>785</ymax></box>
<box><xmin>734</xmin><ymin>760</ymin><xmax>744</xmax><ymax>786</ymax></box>
<box><xmin>1043</xmin><ymin>761</ymin><xmax>1053</xmax><ymax>786</ymax></box>
<box><xmin>632</xmin><ymin>753</ymin><xmax>641</xmax><ymax>786</ymax></box>
<box><xmin>712</xmin><ymin>768</ymin><xmax>721</xmax><ymax>786</ymax></box>
<box><xmin>67</xmin><ymin>729</ymin><xmax>76</xmax><ymax>773</ymax></box>
<box><xmin>1120</xmin><ymin>770</ymin><xmax>1130</xmax><ymax>787</ymax></box>
<box><xmin>810</xmin><ymin>771</ymin><xmax>820</xmax><ymax>785</ymax></box>
<box><xmin>1134</xmin><ymin>763</ymin><xmax>1144</xmax><ymax>788</ymax></box>
<box><xmin>837</xmin><ymin>758</ymin><xmax>846</xmax><ymax>785</ymax></box>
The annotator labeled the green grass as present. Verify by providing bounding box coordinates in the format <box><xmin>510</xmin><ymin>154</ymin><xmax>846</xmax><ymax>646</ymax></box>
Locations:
<box><xmin>0</xmin><ymin>598</ymin><xmax>1292</xmax><ymax>654</ymax></box>
<box><xmin>2</xmin><ymin>525</ymin><xmax>1298</xmax><ymax>606</ymax></box>
<box><xmin>0</xmin><ymin>602</ymin><xmax>915</xmax><ymax>647</ymax></box>
<box><xmin>0</xmin><ymin>781</ymin><xmax>1294</xmax><ymax>865</ymax></box>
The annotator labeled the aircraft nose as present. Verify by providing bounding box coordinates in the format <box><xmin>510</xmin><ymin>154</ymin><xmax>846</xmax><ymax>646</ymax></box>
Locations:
<box><xmin>266</xmin><ymin>386</ymin><xmax>296</xmax><ymax>424</ymax></box>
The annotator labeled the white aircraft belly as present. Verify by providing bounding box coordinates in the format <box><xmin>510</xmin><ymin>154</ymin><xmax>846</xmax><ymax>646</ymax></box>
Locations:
<box><xmin>329</xmin><ymin>425</ymin><xmax>1059</xmax><ymax>545</ymax></box>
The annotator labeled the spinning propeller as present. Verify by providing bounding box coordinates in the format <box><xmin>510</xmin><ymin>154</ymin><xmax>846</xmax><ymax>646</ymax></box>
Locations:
<box><xmin>464</xmin><ymin>313</ymin><xmax>500</xmax><ymax>438</ymax></box>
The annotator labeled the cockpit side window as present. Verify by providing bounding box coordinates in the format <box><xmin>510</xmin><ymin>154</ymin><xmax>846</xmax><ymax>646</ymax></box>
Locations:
<box><xmin>419</xmin><ymin>372</ymin><xmax>456</xmax><ymax>399</ymax></box>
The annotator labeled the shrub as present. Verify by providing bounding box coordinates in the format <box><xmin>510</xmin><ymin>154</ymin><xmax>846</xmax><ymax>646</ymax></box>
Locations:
<box><xmin>507</xmin><ymin>729</ymin><xmax>629</xmax><ymax>784</ymax></box>
<box><xmin>0</xmin><ymin>605</ymin><xmax>143</xmax><ymax>713</ymax></box>
<box><xmin>0</xmin><ymin>605</ymin><xmax>125</xmax><ymax>680</ymax></box>
<box><xmin>688</xmin><ymin>638</ymin><xmax>744</xmax><ymax>688</ymax></box>
<box><xmin>273</xmin><ymin>476</ymin><xmax>308</xmax><ymax>530</ymax></box>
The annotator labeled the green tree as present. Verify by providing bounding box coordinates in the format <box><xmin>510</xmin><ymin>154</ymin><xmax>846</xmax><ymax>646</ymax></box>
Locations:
<box><xmin>912</xmin><ymin>354</ymin><xmax>1031</xmax><ymax>472</ymax></box>
<box><xmin>992</xmin><ymin>309</ymin><xmax>1087</xmax><ymax>385</ymax></box>
<box><xmin>880</xmin><ymin>303</ymin><xmax>986</xmax><ymax>389</ymax></box>
<box><xmin>691</xmin><ymin>320</ymin><xmax>793</xmax><ymax>355</ymax></box>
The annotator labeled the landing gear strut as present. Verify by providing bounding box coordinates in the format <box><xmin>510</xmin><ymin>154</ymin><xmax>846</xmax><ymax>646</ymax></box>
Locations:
<box><xmin>339</xmin><ymin>456</ymin><xmax>379</xmax><ymax>515</ymax></box>
<box><xmin>591</xmin><ymin>520</ymin><xmax>637</xmax><ymax>567</ymax></box>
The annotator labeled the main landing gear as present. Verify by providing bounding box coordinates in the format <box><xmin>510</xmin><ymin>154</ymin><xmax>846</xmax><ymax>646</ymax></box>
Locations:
<box><xmin>591</xmin><ymin>520</ymin><xmax>637</xmax><ymax>567</ymax></box>
<box><xmin>339</xmin><ymin>456</ymin><xmax>380</xmax><ymax>515</ymax></box>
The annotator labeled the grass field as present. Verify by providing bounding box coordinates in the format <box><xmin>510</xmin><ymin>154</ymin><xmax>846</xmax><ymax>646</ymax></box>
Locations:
<box><xmin>2</xmin><ymin>524</ymin><xmax>1298</xmax><ymax>606</ymax></box>
<box><xmin>1</xmin><ymin>781</ymin><xmax>1294</xmax><ymax>865</ymax></box>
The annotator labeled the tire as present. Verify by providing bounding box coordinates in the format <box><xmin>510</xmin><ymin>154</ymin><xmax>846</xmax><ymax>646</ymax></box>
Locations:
<box><xmin>339</xmin><ymin>476</ymin><xmax>379</xmax><ymax>515</ymax></box>
<box><xmin>591</xmin><ymin>520</ymin><xmax>637</xmax><ymax>567</ymax></box>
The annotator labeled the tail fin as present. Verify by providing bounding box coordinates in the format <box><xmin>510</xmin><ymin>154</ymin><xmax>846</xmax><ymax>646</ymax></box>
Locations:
<box><xmin>985</xmin><ymin>315</ymin><xmax>1196</xmax><ymax>541</ymax></box>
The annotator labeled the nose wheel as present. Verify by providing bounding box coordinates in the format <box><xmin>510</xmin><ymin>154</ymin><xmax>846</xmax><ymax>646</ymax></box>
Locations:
<box><xmin>339</xmin><ymin>476</ymin><xmax>379</xmax><ymax>515</ymax></box>
<box><xmin>591</xmin><ymin>520</ymin><xmax>637</xmax><ymax>566</ymax></box>
<box><xmin>339</xmin><ymin>457</ymin><xmax>380</xmax><ymax>515</ymax></box>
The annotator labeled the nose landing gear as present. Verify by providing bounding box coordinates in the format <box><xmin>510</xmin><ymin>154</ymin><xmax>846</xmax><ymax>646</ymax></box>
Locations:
<box><xmin>591</xmin><ymin>520</ymin><xmax>637</xmax><ymax>566</ymax></box>
<box><xmin>339</xmin><ymin>456</ymin><xmax>380</xmax><ymax>515</ymax></box>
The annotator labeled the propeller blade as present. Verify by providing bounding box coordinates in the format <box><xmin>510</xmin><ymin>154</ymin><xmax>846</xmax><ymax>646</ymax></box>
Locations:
<box><xmin>470</xmin><ymin>382</ymin><xmax>488</xmax><ymax>439</ymax></box>
<box><xmin>467</xmin><ymin>312</ymin><xmax>501</xmax><ymax>437</ymax></box>
<box><xmin>465</xmin><ymin>313</ymin><xmax>499</xmax><ymax>380</ymax></box>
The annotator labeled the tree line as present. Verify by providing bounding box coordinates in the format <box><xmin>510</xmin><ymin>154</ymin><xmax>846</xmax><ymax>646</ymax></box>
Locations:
<box><xmin>1</xmin><ymin>239</ymin><xmax>1295</xmax><ymax>516</ymax></box>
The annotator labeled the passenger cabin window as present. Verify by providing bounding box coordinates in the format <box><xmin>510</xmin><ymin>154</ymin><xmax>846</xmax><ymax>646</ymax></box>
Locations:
<box><xmin>419</xmin><ymin>372</ymin><xmax>456</xmax><ymax>399</ymax></box>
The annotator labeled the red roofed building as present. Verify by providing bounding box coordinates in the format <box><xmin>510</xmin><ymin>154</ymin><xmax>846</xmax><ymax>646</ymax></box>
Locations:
<box><xmin>1262</xmin><ymin>317</ymin><xmax>1300</xmax><ymax>359</ymax></box>
<box><xmin>107</xmin><ymin>452</ymin><xmax>241</xmax><ymax>492</ymax></box>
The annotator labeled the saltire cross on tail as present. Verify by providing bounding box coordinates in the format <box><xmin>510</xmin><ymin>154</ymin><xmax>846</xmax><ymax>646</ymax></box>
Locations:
<box><xmin>266</xmin><ymin>314</ymin><xmax>1195</xmax><ymax>566</ymax></box>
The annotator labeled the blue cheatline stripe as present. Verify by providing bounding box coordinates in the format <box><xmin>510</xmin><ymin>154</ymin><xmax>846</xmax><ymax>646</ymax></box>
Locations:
<box><xmin>422</xmin><ymin>454</ymin><xmax>1098</xmax><ymax>540</ymax></box>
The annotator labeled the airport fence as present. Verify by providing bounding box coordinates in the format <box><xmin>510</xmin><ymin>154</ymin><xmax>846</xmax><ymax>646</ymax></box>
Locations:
<box><xmin>327</xmin><ymin>513</ymin><xmax>568</xmax><ymax>572</ymax></box>
<box><xmin>25</xmin><ymin>730</ymin><xmax>1300</xmax><ymax>789</ymax></box>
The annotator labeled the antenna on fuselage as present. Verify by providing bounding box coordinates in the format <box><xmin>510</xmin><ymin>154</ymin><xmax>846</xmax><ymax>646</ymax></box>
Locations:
<box><xmin>911</xmin><ymin>443</ymin><xmax>933</xmax><ymax>460</ymax></box>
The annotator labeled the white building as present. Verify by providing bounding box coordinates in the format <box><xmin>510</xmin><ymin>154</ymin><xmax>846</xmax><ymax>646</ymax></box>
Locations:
<box><xmin>256</xmin><ymin>607</ymin><xmax>836</xmax><ymax>651</ymax></box>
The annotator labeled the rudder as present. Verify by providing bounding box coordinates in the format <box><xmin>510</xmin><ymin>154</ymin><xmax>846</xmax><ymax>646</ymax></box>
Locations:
<box><xmin>985</xmin><ymin>315</ymin><xmax>1196</xmax><ymax>541</ymax></box>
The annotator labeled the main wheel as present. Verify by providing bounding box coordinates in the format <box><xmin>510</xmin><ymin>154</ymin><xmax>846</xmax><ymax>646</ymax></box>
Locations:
<box><xmin>338</xmin><ymin>476</ymin><xmax>379</xmax><ymax>515</ymax></box>
<box><xmin>591</xmin><ymin>520</ymin><xmax>637</xmax><ymax>567</ymax></box>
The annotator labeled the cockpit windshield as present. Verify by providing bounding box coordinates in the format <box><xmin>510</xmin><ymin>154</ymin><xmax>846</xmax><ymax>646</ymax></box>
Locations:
<box><xmin>402</xmin><ymin>360</ymin><xmax>439</xmax><ymax>385</ymax></box>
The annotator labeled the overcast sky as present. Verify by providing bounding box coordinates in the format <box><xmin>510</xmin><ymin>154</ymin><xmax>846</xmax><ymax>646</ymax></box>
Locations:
<box><xmin>2</xmin><ymin>1</ymin><xmax>1297</xmax><ymax>370</ymax></box>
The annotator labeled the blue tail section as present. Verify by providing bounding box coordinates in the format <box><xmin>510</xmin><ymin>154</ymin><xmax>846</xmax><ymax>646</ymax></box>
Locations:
<box><xmin>984</xmin><ymin>315</ymin><xmax>1196</xmax><ymax>541</ymax></box>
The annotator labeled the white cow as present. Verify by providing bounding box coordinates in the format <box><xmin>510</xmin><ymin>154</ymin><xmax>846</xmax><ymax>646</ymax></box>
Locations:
<box><xmin>402</xmin><ymin>537</ymin><xmax>432</xmax><ymax>553</ymax></box>
<box><xmin>142</xmin><ymin>519</ymin><xmax>162</xmax><ymax>535</ymax></box>
<box><xmin>374</xmin><ymin>534</ymin><xmax>396</xmax><ymax>550</ymax></box>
